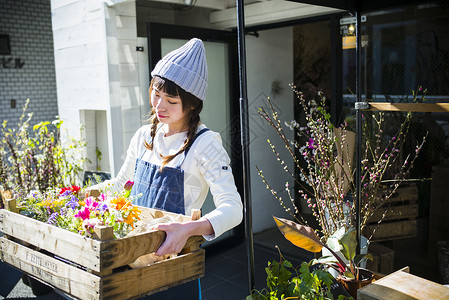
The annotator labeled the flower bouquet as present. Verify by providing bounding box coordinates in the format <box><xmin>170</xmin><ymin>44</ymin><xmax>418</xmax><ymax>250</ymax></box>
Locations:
<box><xmin>16</xmin><ymin>181</ymin><xmax>141</xmax><ymax>238</ymax></box>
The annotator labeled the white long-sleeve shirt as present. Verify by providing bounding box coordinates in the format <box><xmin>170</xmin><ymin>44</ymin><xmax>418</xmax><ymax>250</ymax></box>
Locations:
<box><xmin>97</xmin><ymin>123</ymin><xmax>243</xmax><ymax>240</ymax></box>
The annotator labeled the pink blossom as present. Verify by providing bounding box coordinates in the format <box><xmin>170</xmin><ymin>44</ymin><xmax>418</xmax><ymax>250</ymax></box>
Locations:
<box><xmin>75</xmin><ymin>207</ymin><xmax>90</xmax><ymax>220</ymax></box>
<box><xmin>307</xmin><ymin>138</ymin><xmax>316</xmax><ymax>149</ymax></box>
<box><xmin>84</xmin><ymin>197</ymin><xmax>99</xmax><ymax>210</ymax></box>
<box><xmin>82</xmin><ymin>218</ymin><xmax>104</xmax><ymax>231</ymax></box>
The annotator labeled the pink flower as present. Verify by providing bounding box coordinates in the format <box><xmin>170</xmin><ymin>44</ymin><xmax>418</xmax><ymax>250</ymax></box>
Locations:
<box><xmin>307</xmin><ymin>138</ymin><xmax>316</xmax><ymax>149</ymax></box>
<box><xmin>75</xmin><ymin>207</ymin><xmax>90</xmax><ymax>220</ymax></box>
<box><xmin>84</xmin><ymin>197</ymin><xmax>99</xmax><ymax>210</ymax></box>
<box><xmin>82</xmin><ymin>218</ymin><xmax>104</xmax><ymax>230</ymax></box>
<box><xmin>97</xmin><ymin>193</ymin><xmax>107</xmax><ymax>202</ymax></box>
<box><xmin>124</xmin><ymin>180</ymin><xmax>134</xmax><ymax>191</ymax></box>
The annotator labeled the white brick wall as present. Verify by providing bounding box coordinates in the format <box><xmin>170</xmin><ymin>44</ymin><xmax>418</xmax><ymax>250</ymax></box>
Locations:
<box><xmin>0</xmin><ymin>0</ymin><xmax>58</xmax><ymax>127</ymax></box>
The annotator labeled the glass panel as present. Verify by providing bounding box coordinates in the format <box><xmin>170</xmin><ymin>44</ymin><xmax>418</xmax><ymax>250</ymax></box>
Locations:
<box><xmin>340</xmin><ymin>3</ymin><xmax>449</xmax><ymax>282</ymax></box>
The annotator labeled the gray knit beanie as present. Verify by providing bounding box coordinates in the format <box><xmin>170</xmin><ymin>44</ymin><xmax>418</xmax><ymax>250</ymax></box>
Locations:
<box><xmin>151</xmin><ymin>38</ymin><xmax>208</xmax><ymax>101</ymax></box>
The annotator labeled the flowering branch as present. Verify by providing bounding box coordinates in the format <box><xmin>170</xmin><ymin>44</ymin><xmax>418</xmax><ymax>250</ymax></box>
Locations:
<box><xmin>258</xmin><ymin>85</ymin><xmax>428</xmax><ymax>242</ymax></box>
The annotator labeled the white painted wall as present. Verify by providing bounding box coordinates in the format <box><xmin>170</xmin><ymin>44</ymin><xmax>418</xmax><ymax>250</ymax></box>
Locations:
<box><xmin>52</xmin><ymin>0</ymin><xmax>142</xmax><ymax>175</ymax></box>
<box><xmin>104</xmin><ymin>0</ymin><xmax>141</xmax><ymax>175</ymax></box>
<box><xmin>246</xmin><ymin>27</ymin><xmax>295</xmax><ymax>233</ymax></box>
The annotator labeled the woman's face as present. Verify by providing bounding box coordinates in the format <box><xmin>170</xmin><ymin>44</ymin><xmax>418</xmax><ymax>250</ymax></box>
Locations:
<box><xmin>151</xmin><ymin>86</ymin><xmax>188</xmax><ymax>132</ymax></box>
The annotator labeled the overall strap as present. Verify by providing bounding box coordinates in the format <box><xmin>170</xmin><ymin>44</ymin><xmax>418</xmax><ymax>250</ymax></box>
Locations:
<box><xmin>178</xmin><ymin>128</ymin><xmax>210</xmax><ymax>167</ymax></box>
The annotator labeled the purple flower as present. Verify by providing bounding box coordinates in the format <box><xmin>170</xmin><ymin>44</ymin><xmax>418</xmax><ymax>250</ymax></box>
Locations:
<box><xmin>48</xmin><ymin>212</ymin><xmax>59</xmax><ymax>225</ymax></box>
<box><xmin>66</xmin><ymin>196</ymin><xmax>79</xmax><ymax>209</ymax></box>
<box><xmin>98</xmin><ymin>203</ymin><xmax>108</xmax><ymax>213</ymax></box>
<box><xmin>61</xmin><ymin>190</ymin><xmax>72</xmax><ymax>197</ymax></box>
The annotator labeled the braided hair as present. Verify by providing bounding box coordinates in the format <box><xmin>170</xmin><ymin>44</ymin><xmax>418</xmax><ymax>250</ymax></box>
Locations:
<box><xmin>145</xmin><ymin>76</ymin><xmax>203</xmax><ymax>170</ymax></box>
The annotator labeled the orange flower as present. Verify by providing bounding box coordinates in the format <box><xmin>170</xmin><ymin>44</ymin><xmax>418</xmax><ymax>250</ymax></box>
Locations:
<box><xmin>124</xmin><ymin>206</ymin><xmax>141</xmax><ymax>229</ymax></box>
<box><xmin>110</xmin><ymin>196</ymin><xmax>131</xmax><ymax>211</ymax></box>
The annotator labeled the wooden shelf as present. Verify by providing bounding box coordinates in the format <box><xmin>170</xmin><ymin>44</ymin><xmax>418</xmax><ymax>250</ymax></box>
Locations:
<box><xmin>360</xmin><ymin>102</ymin><xmax>449</xmax><ymax>113</ymax></box>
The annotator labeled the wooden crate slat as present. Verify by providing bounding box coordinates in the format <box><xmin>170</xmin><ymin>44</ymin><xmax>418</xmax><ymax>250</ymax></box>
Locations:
<box><xmin>366</xmin><ymin>183</ymin><xmax>419</xmax><ymax>241</ymax></box>
<box><xmin>0</xmin><ymin>237</ymin><xmax>100</xmax><ymax>299</ymax></box>
<box><xmin>101</xmin><ymin>249</ymin><xmax>205</xmax><ymax>299</ymax></box>
<box><xmin>0</xmin><ymin>209</ymin><xmax>102</xmax><ymax>271</ymax></box>
<box><xmin>100</xmin><ymin>231</ymin><xmax>165</xmax><ymax>270</ymax></box>
<box><xmin>368</xmin><ymin>203</ymin><xmax>418</xmax><ymax>223</ymax></box>
<box><xmin>364</xmin><ymin>219</ymin><xmax>417</xmax><ymax>241</ymax></box>
<box><xmin>386</xmin><ymin>185</ymin><xmax>418</xmax><ymax>205</ymax></box>
<box><xmin>102</xmin><ymin>234</ymin><xmax>204</xmax><ymax>270</ymax></box>
<box><xmin>365</xmin><ymin>102</ymin><xmax>449</xmax><ymax>113</ymax></box>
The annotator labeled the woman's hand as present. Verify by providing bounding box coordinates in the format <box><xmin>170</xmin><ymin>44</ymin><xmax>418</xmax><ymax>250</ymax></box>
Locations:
<box><xmin>153</xmin><ymin>218</ymin><xmax>214</xmax><ymax>256</ymax></box>
<box><xmin>153</xmin><ymin>222</ymin><xmax>189</xmax><ymax>256</ymax></box>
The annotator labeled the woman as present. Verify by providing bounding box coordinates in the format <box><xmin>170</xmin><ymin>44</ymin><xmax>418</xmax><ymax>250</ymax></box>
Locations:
<box><xmin>96</xmin><ymin>38</ymin><xmax>243</xmax><ymax>298</ymax></box>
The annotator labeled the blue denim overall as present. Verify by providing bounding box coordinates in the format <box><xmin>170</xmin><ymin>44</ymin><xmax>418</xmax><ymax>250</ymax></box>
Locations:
<box><xmin>131</xmin><ymin>128</ymin><xmax>209</xmax><ymax>300</ymax></box>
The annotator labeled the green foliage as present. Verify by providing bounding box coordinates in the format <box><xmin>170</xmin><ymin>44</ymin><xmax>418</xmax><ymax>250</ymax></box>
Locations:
<box><xmin>248</xmin><ymin>256</ymin><xmax>351</xmax><ymax>300</ymax></box>
<box><xmin>318</xmin><ymin>227</ymin><xmax>373</xmax><ymax>281</ymax></box>
<box><xmin>0</xmin><ymin>99</ymin><xmax>89</xmax><ymax>195</ymax></box>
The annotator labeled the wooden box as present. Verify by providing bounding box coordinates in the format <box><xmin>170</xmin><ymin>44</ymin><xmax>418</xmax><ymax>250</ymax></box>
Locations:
<box><xmin>358</xmin><ymin>267</ymin><xmax>449</xmax><ymax>300</ymax></box>
<box><xmin>364</xmin><ymin>184</ymin><xmax>419</xmax><ymax>241</ymax></box>
<box><xmin>365</xmin><ymin>242</ymin><xmax>394</xmax><ymax>275</ymax></box>
<box><xmin>0</xmin><ymin>200</ymin><xmax>204</xmax><ymax>299</ymax></box>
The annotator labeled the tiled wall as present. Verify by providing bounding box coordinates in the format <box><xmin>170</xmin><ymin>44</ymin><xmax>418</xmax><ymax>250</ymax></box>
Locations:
<box><xmin>0</xmin><ymin>0</ymin><xmax>58</xmax><ymax>128</ymax></box>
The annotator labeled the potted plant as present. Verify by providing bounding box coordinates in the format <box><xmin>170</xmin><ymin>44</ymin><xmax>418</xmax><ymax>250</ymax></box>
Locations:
<box><xmin>273</xmin><ymin>216</ymin><xmax>373</xmax><ymax>299</ymax></box>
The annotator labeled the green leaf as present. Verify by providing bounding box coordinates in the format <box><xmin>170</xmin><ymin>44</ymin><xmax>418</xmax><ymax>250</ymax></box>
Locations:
<box><xmin>326</xmin><ymin>236</ymin><xmax>342</xmax><ymax>252</ymax></box>
<box><xmin>273</xmin><ymin>216</ymin><xmax>324</xmax><ymax>253</ymax></box>
<box><xmin>354</xmin><ymin>253</ymin><xmax>373</xmax><ymax>267</ymax></box>
<box><xmin>343</xmin><ymin>270</ymin><xmax>355</xmax><ymax>279</ymax></box>
<box><xmin>339</xmin><ymin>227</ymin><xmax>357</xmax><ymax>261</ymax></box>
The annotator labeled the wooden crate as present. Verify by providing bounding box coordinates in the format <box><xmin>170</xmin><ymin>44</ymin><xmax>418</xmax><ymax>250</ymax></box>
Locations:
<box><xmin>358</xmin><ymin>267</ymin><xmax>449</xmax><ymax>300</ymax></box>
<box><xmin>0</xmin><ymin>199</ymin><xmax>205</xmax><ymax>299</ymax></box>
<box><xmin>364</xmin><ymin>184</ymin><xmax>419</xmax><ymax>241</ymax></box>
<box><xmin>365</xmin><ymin>242</ymin><xmax>394</xmax><ymax>275</ymax></box>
